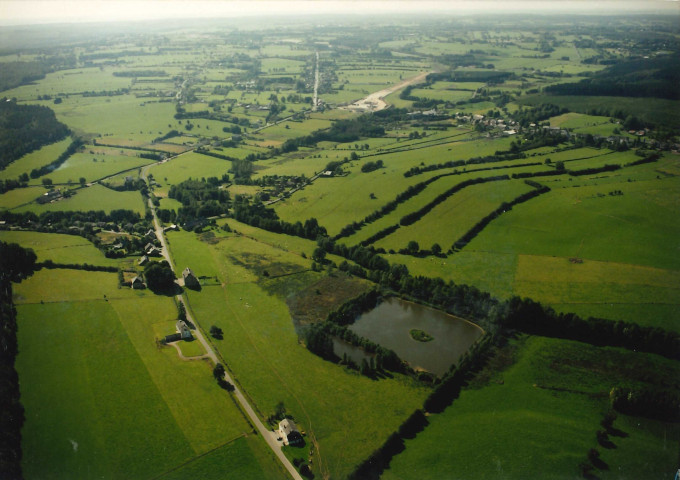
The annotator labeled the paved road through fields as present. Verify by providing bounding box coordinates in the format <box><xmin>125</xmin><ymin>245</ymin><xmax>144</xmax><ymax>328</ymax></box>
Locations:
<box><xmin>142</xmin><ymin>166</ymin><xmax>303</xmax><ymax>480</ymax></box>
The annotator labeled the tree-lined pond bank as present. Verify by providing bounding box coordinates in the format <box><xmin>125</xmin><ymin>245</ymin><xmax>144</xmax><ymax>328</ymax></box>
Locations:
<box><xmin>349</xmin><ymin>297</ymin><xmax>483</xmax><ymax>376</ymax></box>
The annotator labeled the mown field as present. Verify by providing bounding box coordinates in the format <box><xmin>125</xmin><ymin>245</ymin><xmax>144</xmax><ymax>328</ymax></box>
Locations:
<box><xmin>14</xmin><ymin>268</ymin><xmax>285</xmax><ymax>479</ymax></box>
<box><xmin>383</xmin><ymin>335</ymin><xmax>680</xmax><ymax>480</ymax></box>
<box><xmin>3</xmin><ymin>15</ymin><xmax>679</xmax><ymax>480</ymax></box>
<box><xmin>166</xmin><ymin>225</ymin><xmax>429</xmax><ymax>479</ymax></box>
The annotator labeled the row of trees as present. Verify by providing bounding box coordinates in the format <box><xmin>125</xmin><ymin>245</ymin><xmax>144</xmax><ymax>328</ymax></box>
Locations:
<box><xmin>0</xmin><ymin>100</ymin><xmax>70</xmax><ymax>171</ymax></box>
<box><xmin>400</xmin><ymin>175</ymin><xmax>509</xmax><ymax>227</ymax></box>
<box><xmin>0</xmin><ymin>242</ymin><xmax>38</xmax><ymax>479</ymax></box>
<box><xmin>233</xmin><ymin>198</ymin><xmax>327</xmax><ymax>240</ymax></box>
<box><xmin>452</xmin><ymin>181</ymin><xmax>550</xmax><ymax>250</ymax></box>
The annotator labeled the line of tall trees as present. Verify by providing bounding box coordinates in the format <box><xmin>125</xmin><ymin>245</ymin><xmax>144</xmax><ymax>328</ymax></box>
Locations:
<box><xmin>29</xmin><ymin>137</ymin><xmax>83</xmax><ymax>179</ymax></box>
<box><xmin>0</xmin><ymin>241</ymin><xmax>38</xmax><ymax>480</ymax></box>
<box><xmin>400</xmin><ymin>175</ymin><xmax>509</xmax><ymax>227</ymax></box>
<box><xmin>452</xmin><ymin>181</ymin><xmax>550</xmax><ymax>250</ymax></box>
<box><xmin>0</xmin><ymin>100</ymin><xmax>70</xmax><ymax>171</ymax></box>
<box><xmin>232</xmin><ymin>197</ymin><xmax>326</xmax><ymax>240</ymax></box>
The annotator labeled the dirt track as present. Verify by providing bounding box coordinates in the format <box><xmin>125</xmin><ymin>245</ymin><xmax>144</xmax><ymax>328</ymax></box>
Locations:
<box><xmin>344</xmin><ymin>71</ymin><xmax>431</xmax><ymax>112</ymax></box>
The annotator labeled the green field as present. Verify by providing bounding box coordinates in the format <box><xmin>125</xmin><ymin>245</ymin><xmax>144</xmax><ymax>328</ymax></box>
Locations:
<box><xmin>383</xmin><ymin>335</ymin><xmax>680</xmax><ymax>480</ymax></box>
<box><xmin>15</xmin><ymin>184</ymin><xmax>146</xmax><ymax>215</ymax></box>
<box><xmin>149</xmin><ymin>152</ymin><xmax>233</xmax><ymax>195</ymax></box>
<box><xmin>0</xmin><ymin>230</ymin><xmax>118</xmax><ymax>266</ymax></box>
<box><xmin>165</xmin><ymin>226</ymin><xmax>429</xmax><ymax>479</ymax></box>
<box><xmin>0</xmin><ymin>138</ymin><xmax>72</xmax><ymax>181</ymax></box>
<box><xmin>15</xmin><ymin>269</ymin><xmax>283</xmax><ymax>478</ymax></box>
<box><xmin>374</xmin><ymin>180</ymin><xmax>534</xmax><ymax>252</ymax></box>
<box><xmin>4</xmin><ymin>15</ymin><xmax>680</xmax><ymax>480</ymax></box>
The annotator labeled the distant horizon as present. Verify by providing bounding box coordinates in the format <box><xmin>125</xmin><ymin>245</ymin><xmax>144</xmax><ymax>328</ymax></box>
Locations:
<box><xmin>0</xmin><ymin>0</ymin><xmax>678</xmax><ymax>27</ymax></box>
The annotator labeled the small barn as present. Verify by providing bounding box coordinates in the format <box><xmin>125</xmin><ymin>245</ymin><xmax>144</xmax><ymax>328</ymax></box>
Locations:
<box><xmin>182</xmin><ymin>267</ymin><xmax>200</xmax><ymax>290</ymax></box>
<box><xmin>138</xmin><ymin>255</ymin><xmax>149</xmax><ymax>266</ymax></box>
<box><xmin>130</xmin><ymin>276</ymin><xmax>145</xmax><ymax>289</ymax></box>
<box><xmin>176</xmin><ymin>320</ymin><xmax>192</xmax><ymax>340</ymax></box>
<box><xmin>278</xmin><ymin>419</ymin><xmax>303</xmax><ymax>446</ymax></box>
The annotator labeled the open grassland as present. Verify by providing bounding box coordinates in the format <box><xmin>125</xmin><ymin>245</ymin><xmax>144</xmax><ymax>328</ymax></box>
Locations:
<box><xmin>13</xmin><ymin>269</ymin><xmax>130</xmax><ymax>304</ymax></box>
<box><xmin>374</xmin><ymin>180</ymin><xmax>534</xmax><ymax>252</ymax></box>
<box><xmin>159</xmin><ymin>436</ymin><xmax>284</xmax><ymax>480</ymax></box>
<box><xmin>519</xmin><ymin>95</ymin><xmax>680</xmax><ymax>128</ymax></box>
<box><xmin>466</xmin><ymin>175</ymin><xmax>680</xmax><ymax>271</ymax></box>
<box><xmin>15</xmin><ymin>184</ymin><xmax>146</xmax><ymax>215</ymax></box>
<box><xmin>15</xmin><ymin>269</ymin><xmax>281</xmax><ymax>479</ymax></box>
<box><xmin>149</xmin><ymin>152</ymin><xmax>232</xmax><ymax>195</ymax></box>
<box><xmin>167</xmin><ymin>229</ymin><xmax>429</xmax><ymax>479</ymax></box>
<box><xmin>188</xmin><ymin>284</ymin><xmax>428</xmax><ymax>480</ymax></box>
<box><xmin>52</xmin><ymin>95</ymin><xmax>176</xmax><ymax>140</ymax></box>
<box><xmin>0</xmin><ymin>138</ymin><xmax>71</xmax><ymax>181</ymax></box>
<box><xmin>273</xmin><ymin>136</ymin><xmax>516</xmax><ymax>236</ymax></box>
<box><xmin>383</xmin><ymin>336</ymin><xmax>680</xmax><ymax>480</ymax></box>
<box><xmin>0</xmin><ymin>230</ymin><xmax>118</xmax><ymax>266</ymax></box>
<box><xmin>31</xmin><ymin>152</ymin><xmax>153</xmax><ymax>185</ymax></box>
<box><xmin>514</xmin><ymin>255</ymin><xmax>680</xmax><ymax>332</ymax></box>
<box><xmin>17</xmin><ymin>300</ymin><xmax>192</xmax><ymax>480</ymax></box>
<box><xmin>0</xmin><ymin>187</ymin><xmax>45</xmax><ymax>210</ymax></box>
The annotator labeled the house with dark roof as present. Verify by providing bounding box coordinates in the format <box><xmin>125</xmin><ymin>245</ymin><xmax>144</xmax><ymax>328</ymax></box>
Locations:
<box><xmin>145</xmin><ymin>243</ymin><xmax>162</xmax><ymax>256</ymax></box>
<box><xmin>278</xmin><ymin>419</ymin><xmax>303</xmax><ymax>446</ymax></box>
<box><xmin>182</xmin><ymin>267</ymin><xmax>200</xmax><ymax>289</ymax></box>
<box><xmin>131</xmin><ymin>276</ymin><xmax>145</xmax><ymax>289</ymax></box>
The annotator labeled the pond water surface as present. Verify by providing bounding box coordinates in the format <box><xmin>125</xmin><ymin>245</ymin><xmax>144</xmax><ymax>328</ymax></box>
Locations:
<box><xmin>349</xmin><ymin>297</ymin><xmax>483</xmax><ymax>377</ymax></box>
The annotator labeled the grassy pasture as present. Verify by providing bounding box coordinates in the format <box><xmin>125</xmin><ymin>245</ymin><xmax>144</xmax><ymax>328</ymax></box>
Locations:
<box><xmin>17</xmin><ymin>300</ymin><xmax>192</xmax><ymax>480</ymax></box>
<box><xmin>166</xmin><ymin>227</ymin><xmax>429</xmax><ymax>478</ymax></box>
<box><xmin>0</xmin><ymin>187</ymin><xmax>45</xmax><ymax>210</ymax></box>
<box><xmin>3</xmin><ymin>67</ymin><xmax>132</xmax><ymax>100</ymax></box>
<box><xmin>159</xmin><ymin>436</ymin><xmax>285</xmax><ymax>480</ymax></box>
<box><xmin>16</xmin><ymin>184</ymin><xmax>146</xmax><ymax>215</ymax></box>
<box><xmin>274</xmin><ymin>136</ymin><xmax>516</xmax><ymax>236</ymax></box>
<box><xmin>341</xmin><ymin>165</ymin><xmax>543</xmax><ymax>247</ymax></box>
<box><xmin>384</xmin><ymin>335</ymin><xmax>680</xmax><ymax>480</ymax></box>
<box><xmin>0</xmin><ymin>230</ymin><xmax>118</xmax><ymax>267</ymax></box>
<box><xmin>513</xmin><ymin>254</ymin><xmax>680</xmax><ymax>331</ymax></box>
<box><xmin>519</xmin><ymin>94</ymin><xmax>680</xmax><ymax>128</ymax></box>
<box><xmin>187</xmin><ymin>284</ymin><xmax>428</xmax><ymax>480</ymax></box>
<box><xmin>15</xmin><ymin>271</ymin><xmax>275</xmax><ymax>479</ymax></box>
<box><xmin>466</xmin><ymin>175</ymin><xmax>680</xmax><ymax>271</ymax></box>
<box><xmin>31</xmin><ymin>152</ymin><xmax>152</xmax><ymax>185</ymax></box>
<box><xmin>51</xmin><ymin>95</ymin><xmax>176</xmax><ymax>140</ymax></box>
<box><xmin>149</xmin><ymin>152</ymin><xmax>232</xmax><ymax>195</ymax></box>
<box><xmin>0</xmin><ymin>138</ymin><xmax>72</xmax><ymax>181</ymax></box>
<box><xmin>410</xmin><ymin>87</ymin><xmax>474</xmax><ymax>103</ymax></box>
<box><xmin>373</xmin><ymin>179</ymin><xmax>534</xmax><ymax>251</ymax></box>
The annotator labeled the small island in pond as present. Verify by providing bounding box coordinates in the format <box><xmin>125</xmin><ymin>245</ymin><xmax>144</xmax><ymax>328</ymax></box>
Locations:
<box><xmin>409</xmin><ymin>329</ymin><xmax>434</xmax><ymax>342</ymax></box>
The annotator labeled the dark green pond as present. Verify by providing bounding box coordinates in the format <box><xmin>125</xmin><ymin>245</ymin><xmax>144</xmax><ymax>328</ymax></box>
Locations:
<box><xmin>349</xmin><ymin>297</ymin><xmax>483</xmax><ymax>377</ymax></box>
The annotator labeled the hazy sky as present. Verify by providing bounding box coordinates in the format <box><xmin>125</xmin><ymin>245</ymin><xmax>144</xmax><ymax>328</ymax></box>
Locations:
<box><xmin>0</xmin><ymin>0</ymin><xmax>677</xmax><ymax>26</ymax></box>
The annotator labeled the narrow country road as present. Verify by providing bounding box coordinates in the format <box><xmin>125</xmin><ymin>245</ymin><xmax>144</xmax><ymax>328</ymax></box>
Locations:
<box><xmin>141</xmin><ymin>164</ymin><xmax>303</xmax><ymax>480</ymax></box>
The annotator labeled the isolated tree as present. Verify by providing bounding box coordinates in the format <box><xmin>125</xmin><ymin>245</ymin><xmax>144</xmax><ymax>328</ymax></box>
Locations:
<box><xmin>41</xmin><ymin>178</ymin><xmax>53</xmax><ymax>187</ymax></box>
<box><xmin>210</xmin><ymin>325</ymin><xmax>223</xmax><ymax>339</ymax></box>
<box><xmin>213</xmin><ymin>363</ymin><xmax>225</xmax><ymax>380</ymax></box>
<box><xmin>79</xmin><ymin>177</ymin><xmax>86</xmax><ymax>186</ymax></box>
<box><xmin>431</xmin><ymin>243</ymin><xmax>442</xmax><ymax>256</ymax></box>
<box><xmin>407</xmin><ymin>240</ymin><xmax>419</xmax><ymax>255</ymax></box>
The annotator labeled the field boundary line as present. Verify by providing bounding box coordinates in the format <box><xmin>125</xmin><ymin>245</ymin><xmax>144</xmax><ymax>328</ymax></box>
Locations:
<box><xmin>150</xmin><ymin>433</ymin><xmax>247</xmax><ymax>480</ymax></box>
